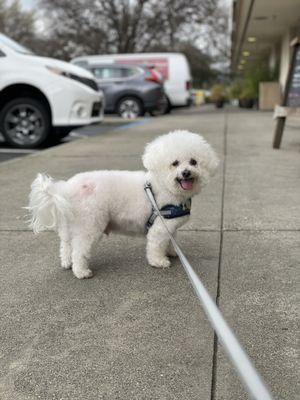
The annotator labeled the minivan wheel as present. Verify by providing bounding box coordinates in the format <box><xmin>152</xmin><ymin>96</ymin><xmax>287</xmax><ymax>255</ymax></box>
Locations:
<box><xmin>117</xmin><ymin>97</ymin><xmax>144</xmax><ymax>119</ymax></box>
<box><xmin>0</xmin><ymin>97</ymin><xmax>51</xmax><ymax>148</ymax></box>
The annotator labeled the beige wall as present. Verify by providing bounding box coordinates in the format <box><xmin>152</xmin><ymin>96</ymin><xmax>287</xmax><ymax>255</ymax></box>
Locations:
<box><xmin>259</xmin><ymin>82</ymin><xmax>281</xmax><ymax>110</ymax></box>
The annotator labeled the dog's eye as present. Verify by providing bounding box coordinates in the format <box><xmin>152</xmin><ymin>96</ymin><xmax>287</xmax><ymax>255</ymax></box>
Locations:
<box><xmin>172</xmin><ymin>160</ymin><xmax>179</xmax><ymax>167</ymax></box>
<box><xmin>190</xmin><ymin>158</ymin><xmax>197</xmax><ymax>166</ymax></box>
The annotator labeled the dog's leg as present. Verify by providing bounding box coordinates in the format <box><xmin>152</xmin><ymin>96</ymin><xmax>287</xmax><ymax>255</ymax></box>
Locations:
<box><xmin>58</xmin><ymin>225</ymin><xmax>72</xmax><ymax>270</ymax></box>
<box><xmin>71</xmin><ymin>222</ymin><xmax>103</xmax><ymax>279</ymax></box>
<box><xmin>147</xmin><ymin>220</ymin><xmax>172</xmax><ymax>268</ymax></box>
<box><xmin>71</xmin><ymin>236</ymin><xmax>96</xmax><ymax>279</ymax></box>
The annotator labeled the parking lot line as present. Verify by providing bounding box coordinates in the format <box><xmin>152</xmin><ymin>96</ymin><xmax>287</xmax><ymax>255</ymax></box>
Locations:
<box><xmin>69</xmin><ymin>131</ymin><xmax>88</xmax><ymax>138</ymax></box>
<box><xmin>115</xmin><ymin>118</ymin><xmax>151</xmax><ymax>130</ymax></box>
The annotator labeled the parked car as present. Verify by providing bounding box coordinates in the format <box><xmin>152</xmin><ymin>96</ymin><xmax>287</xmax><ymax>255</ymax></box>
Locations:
<box><xmin>71</xmin><ymin>60</ymin><xmax>166</xmax><ymax>119</ymax></box>
<box><xmin>72</xmin><ymin>53</ymin><xmax>192</xmax><ymax>112</ymax></box>
<box><xmin>0</xmin><ymin>33</ymin><xmax>104</xmax><ymax>148</ymax></box>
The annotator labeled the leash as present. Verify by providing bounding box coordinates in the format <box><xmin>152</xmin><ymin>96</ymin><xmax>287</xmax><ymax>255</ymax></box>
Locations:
<box><xmin>145</xmin><ymin>182</ymin><xmax>191</xmax><ymax>230</ymax></box>
<box><xmin>144</xmin><ymin>184</ymin><xmax>274</xmax><ymax>400</ymax></box>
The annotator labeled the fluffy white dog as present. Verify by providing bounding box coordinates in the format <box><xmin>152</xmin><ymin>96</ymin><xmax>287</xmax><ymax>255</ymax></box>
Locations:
<box><xmin>28</xmin><ymin>130</ymin><xmax>219</xmax><ymax>279</ymax></box>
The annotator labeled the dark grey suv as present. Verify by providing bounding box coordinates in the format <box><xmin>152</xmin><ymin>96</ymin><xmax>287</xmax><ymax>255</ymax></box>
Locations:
<box><xmin>77</xmin><ymin>63</ymin><xmax>166</xmax><ymax>118</ymax></box>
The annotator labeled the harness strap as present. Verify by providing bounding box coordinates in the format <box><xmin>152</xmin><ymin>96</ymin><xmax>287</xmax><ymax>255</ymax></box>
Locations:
<box><xmin>144</xmin><ymin>182</ymin><xmax>191</xmax><ymax>229</ymax></box>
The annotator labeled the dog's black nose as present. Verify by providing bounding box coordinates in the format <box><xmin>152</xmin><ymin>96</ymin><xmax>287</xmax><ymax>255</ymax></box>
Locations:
<box><xmin>182</xmin><ymin>169</ymin><xmax>191</xmax><ymax>178</ymax></box>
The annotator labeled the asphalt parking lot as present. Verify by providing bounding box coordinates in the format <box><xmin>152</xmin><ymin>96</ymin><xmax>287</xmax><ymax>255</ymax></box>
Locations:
<box><xmin>0</xmin><ymin>108</ymin><xmax>195</xmax><ymax>163</ymax></box>
<box><xmin>0</xmin><ymin>117</ymin><xmax>132</xmax><ymax>163</ymax></box>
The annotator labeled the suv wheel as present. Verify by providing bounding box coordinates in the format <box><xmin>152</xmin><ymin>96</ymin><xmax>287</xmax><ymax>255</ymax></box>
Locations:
<box><xmin>117</xmin><ymin>97</ymin><xmax>144</xmax><ymax>119</ymax></box>
<box><xmin>0</xmin><ymin>97</ymin><xmax>51</xmax><ymax>148</ymax></box>
<box><xmin>149</xmin><ymin>94</ymin><xmax>171</xmax><ymax>116</ymax></box>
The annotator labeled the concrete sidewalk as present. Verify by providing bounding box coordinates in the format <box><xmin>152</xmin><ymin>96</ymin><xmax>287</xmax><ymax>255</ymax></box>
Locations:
<box><xmin>0</xmin><ymin>107</ymin><xmax>299</xmax><ymax>400</ymax></box>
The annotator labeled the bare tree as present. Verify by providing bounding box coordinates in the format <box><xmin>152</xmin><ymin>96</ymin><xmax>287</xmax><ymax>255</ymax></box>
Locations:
<box><xmin>0</xmin><ymin>0</ymin><xmax>229</xmax><ymax>84</ymax></box>
<box><xmin>38</xmin><ymin>0</ymin><xmax>221</xmax><ymax>59</ymax></box>
<box><xmin>199</xmin><ymin>4</ymin><xmax>231</xmax><ymax>73</ymax></box>
<box><xmin>0</xmin><ymin>0</ymin><xmax>35</xmax><ymax>46</ymax></box>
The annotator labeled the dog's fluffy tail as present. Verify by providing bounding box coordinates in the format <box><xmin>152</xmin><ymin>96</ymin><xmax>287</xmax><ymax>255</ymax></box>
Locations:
<box><xmin>27</xmin><ymin>173</ymin><xmax>72</xmax><ymax>234</ymax></box>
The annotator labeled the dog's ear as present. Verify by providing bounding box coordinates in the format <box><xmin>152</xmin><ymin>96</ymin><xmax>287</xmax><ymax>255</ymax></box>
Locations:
<box><xmin>142</xmin><ymin>140</ymin><xmax>161</xmax><ymax>171</ymax></box>
<box><xmin>205</xmin><ymin>146</ymin><xmax>220</xmax><ymax>177</ymax></box>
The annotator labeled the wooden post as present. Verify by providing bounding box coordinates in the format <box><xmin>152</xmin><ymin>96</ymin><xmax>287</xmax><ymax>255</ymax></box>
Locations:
<box><xmin>273</xmin><ymin>116</ymin><xmax>286</xmax><ymax>149</ymax></box>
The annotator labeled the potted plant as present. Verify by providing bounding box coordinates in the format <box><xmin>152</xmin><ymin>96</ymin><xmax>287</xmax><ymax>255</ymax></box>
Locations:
<box><xmin>238</xmin><ymin>82</ymin><xmax>256</xmax><ymax>108</ymax></box>
<box><xmin>238</xmin><ymin>60</ymin><xmax>275</xmax><ymax>109</ymax></box>
<box><xmin>210</xmin><ymin>84</ymin><xmax>227</xmax><ymax>108</ymax></box>
<box><xmin>229</xmin><ymin>79</ymin><xmax>243</xmax><ymax>105</ymax></box>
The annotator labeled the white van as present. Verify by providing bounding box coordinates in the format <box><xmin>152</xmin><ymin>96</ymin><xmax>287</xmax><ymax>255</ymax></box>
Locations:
<box><xmin>0</xmin><ymin>34</ymin><xmax>104</xmax><ymax>148</ymax></box>
<box><xmin>72</xmin><ymin>53</ymin><xmax>192</xmax><ymax>109</ymax></box>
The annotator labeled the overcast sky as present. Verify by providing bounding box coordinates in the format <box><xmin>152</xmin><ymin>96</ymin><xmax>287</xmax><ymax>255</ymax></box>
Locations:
<box><xmin>20</xmin><ymin>0</ymin><xmax>37</xmax><ymax>10</ymax></box>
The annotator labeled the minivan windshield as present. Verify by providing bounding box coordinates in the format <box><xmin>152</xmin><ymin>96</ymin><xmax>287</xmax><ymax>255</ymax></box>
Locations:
<box><xmin>0</xmin><ymin>33</ymin><xmax>34</xmax><ymax>55</ymax></box>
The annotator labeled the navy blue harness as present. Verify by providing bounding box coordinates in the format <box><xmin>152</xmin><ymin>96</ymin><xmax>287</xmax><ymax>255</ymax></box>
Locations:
<box><xmin>144</xmin><ymin>182</ymin><xmax>191</xmax><ymax>230</ymax></box>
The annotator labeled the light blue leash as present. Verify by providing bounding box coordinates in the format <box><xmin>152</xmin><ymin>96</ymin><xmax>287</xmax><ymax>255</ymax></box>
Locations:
<box><xmin>145</xmin><ymin>185</ymin><xmax>274</xmax><ymax>400</ymax></box>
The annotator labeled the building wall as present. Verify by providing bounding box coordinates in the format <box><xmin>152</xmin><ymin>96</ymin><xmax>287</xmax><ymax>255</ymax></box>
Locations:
<box><xmin>279</xmin><ymin>29</ymin><xmax>292</xmax><ymax>91</ymax></box>
<box><xmin>269</xmin><ymin>45</ymin><xmax>277</xmax><ymax>74</ymax></box>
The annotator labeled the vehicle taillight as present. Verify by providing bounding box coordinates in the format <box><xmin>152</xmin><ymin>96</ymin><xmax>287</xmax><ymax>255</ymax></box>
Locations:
<box><xmin>145</xmin><ymin>69</ymin><xmax>163</xmax><ymax>84</ymax></box>
<box><xmin>186</xmin><ymin>81</ymin><xmax>191</xmax><ymax>91</ymax></box>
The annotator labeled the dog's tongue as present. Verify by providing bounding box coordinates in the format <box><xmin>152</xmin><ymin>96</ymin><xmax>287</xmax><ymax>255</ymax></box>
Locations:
<box><xmin>180</xmin><ymin>179</ymin><xmax>193</xmax><ymax>190</ymax></box>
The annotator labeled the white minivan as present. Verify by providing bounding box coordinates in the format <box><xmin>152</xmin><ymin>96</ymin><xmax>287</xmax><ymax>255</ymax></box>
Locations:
<box><xmin>72</xmin><ymin>53</ymin><xmax>192</xmax><ymax>110</ymax></box>
<box><xmin>0</xmin><ymin>34</ymin><xmax>104</xmax><ymax>148</ymax></box>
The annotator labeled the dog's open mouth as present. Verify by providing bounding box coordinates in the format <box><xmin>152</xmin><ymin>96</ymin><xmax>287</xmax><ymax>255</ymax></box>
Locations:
<box><xmin>177</xmin><ymin>178</ymin><xmax>195</xmax><ymax>190</ymax></box>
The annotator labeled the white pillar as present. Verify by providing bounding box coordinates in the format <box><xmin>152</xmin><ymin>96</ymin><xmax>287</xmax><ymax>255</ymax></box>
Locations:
<box><xmin>279</xmin><ymin>29</ymin><xmax>292</xmax><ymax>91</ymax></box>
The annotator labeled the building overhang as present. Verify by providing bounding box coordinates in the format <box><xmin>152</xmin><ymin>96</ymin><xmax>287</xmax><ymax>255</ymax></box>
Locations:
<box><xmin>231</xmin><ymin>0</ymin><xmax>300</xmax><ymax>73</ymax></box>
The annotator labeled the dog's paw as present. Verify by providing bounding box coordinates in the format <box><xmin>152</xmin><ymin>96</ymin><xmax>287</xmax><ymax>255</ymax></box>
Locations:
<box><xmin>73</xmin><ymin>268</ymin><xmax>94</xmax><ymax>279</ymax></box>
<box><xmin>167</xmin><ymin>248</ymin><xmax>178</xmax><ymax>258</ymax></box>
<box><xmin>149</xmin><ymin>257</ymin><xmax>171</xmax><ymax>269</ymax></box>
<box><xmin>61</xmin><ymin>260</ymin><xmax>72</xmax><ymax>270</ymax></box>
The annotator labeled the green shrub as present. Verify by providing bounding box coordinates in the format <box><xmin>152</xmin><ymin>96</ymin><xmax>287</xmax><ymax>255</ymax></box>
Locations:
<box><xmin>210</xmin><ymin>84</ymin><xmax>227</xmax><ymax>102</ymax></box>
<box><xmin>240</xmin><ymin>59</ymin><xmax>277</xmax><ymax>100</ymax></box>
<box><xmin>229</xmin><ymin>79</ymin><xmax>243</xmax><ymax>99</ymax></box>
<box><xmin>239</xmin><ymin>81</ymin><xmax>257</xmax><ymax>100</ymax></box>
<box><xmin>231</xmin><ymin>58</ymin><xmax>278</xmax><ymax>101</ymax></box>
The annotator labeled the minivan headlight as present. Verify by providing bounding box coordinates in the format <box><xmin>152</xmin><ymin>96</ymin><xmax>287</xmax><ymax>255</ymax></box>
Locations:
<box><xmin>46</xmin><ymin>65</ymin><xmax>98</xmax><ymax>91</ymax></box>
<box><xmin>46</xmin><ymin>66</ymin><xmax>71</xmax><ymax>77</ymax></box>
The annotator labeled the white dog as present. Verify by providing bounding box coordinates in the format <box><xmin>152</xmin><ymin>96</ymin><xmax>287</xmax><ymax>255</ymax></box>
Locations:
<box><xmin>28</xmin><ymin>130</ymin><xmax>219</xmax><ymax>279</ymax></box>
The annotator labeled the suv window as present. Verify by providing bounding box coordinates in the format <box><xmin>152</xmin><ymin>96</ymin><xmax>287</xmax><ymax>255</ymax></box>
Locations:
<box><xmin>92</xmin><ymin>66</ymin><xmax>138</xmax><ymax>80</ymax></box>
<box><xmin>123</xmin><ymin>67</ymin><xmax>139</xmax><ymax>77</ymax></box>
<box><xmin>74</xmin><ymin>60</ymin><xmax>89</xmax><ymax>70</ymax></box>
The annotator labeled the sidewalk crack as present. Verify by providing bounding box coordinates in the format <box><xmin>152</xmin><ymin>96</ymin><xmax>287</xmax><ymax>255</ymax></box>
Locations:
<box><xmin>210</xmin><ymin>111</ymin><xmax>228</xmax><ymax>400</ymax></box>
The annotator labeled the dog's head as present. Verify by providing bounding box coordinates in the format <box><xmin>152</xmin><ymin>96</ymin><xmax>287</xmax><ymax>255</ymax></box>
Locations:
<box><xmin>142</xmin><ymin>130</ymin><xmax>219</xmax><ymax>198</ymax></box>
